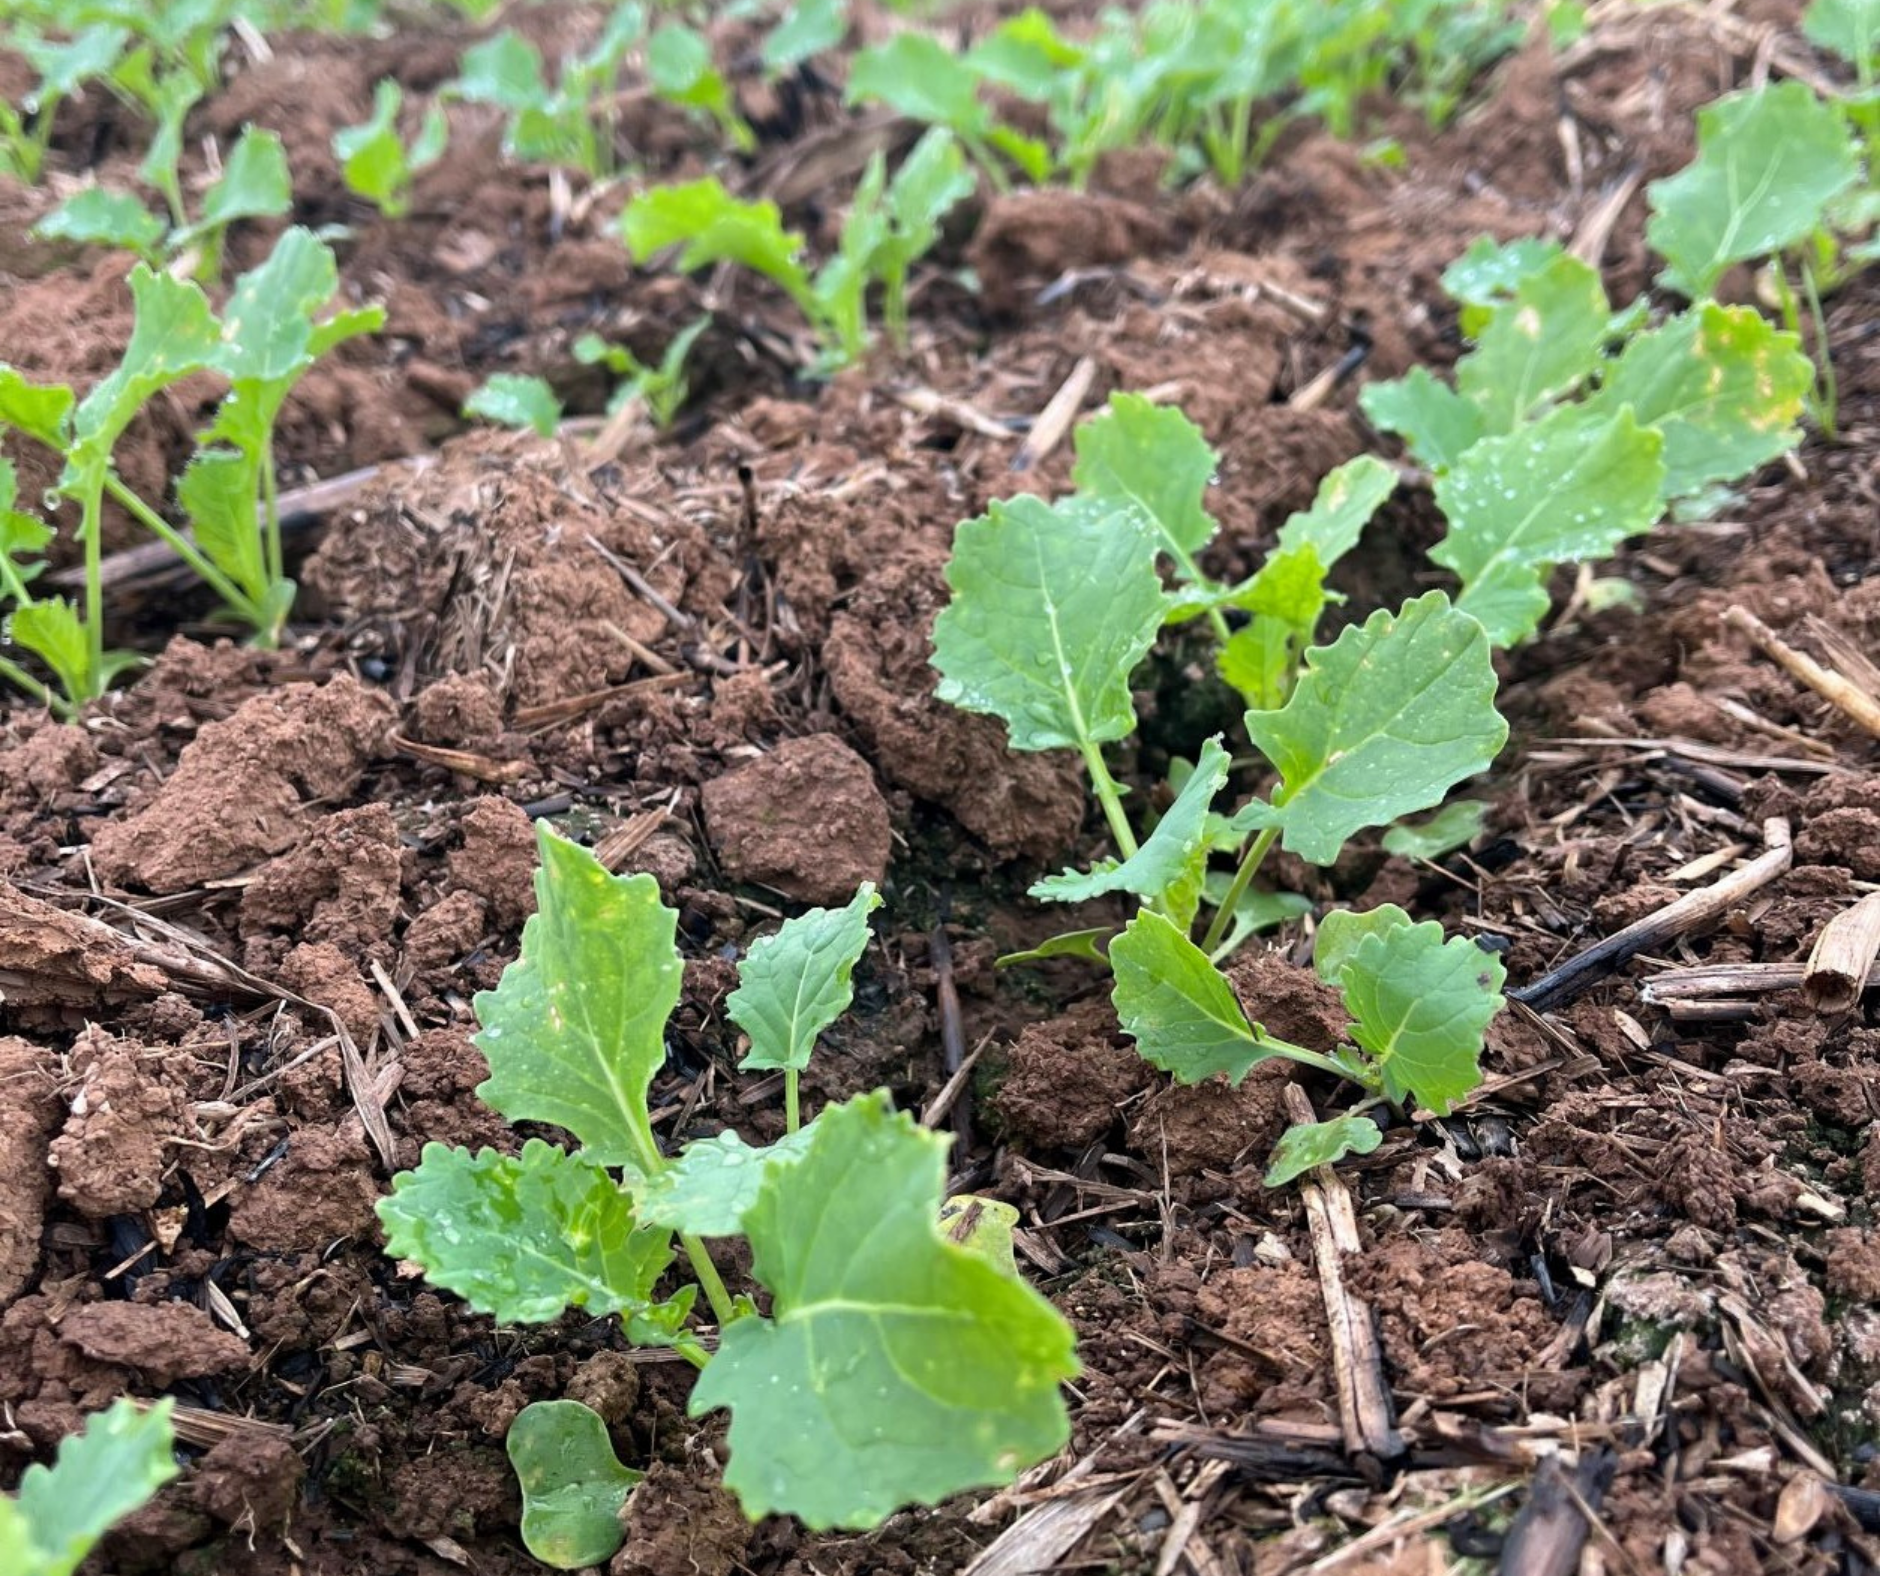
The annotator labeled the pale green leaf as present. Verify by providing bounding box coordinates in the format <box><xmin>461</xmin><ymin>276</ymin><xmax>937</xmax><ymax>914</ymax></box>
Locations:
<box><xmin>1235</xmin><ymin>592</ymin><xmax>1507</xmax><ymax>865</ymax></box>
<box><xmin>620</xmin><ymin>179</ymin><xmax>813</xmax><ymax>311</ymax></box>
<box><xmin>465</xmin><ymin>373</ymin><xmax>561</xmax><ymax>437</ymax></box>
<box><xmin>845</xmin><ymin>34</ymin><xmax>990</xmax><ymax>135</ymax></box>
<box><xmin>1381</xmin><ymin>799</ymin><xmax>1488</xmax><ymax>861</ymax></box>
<box><xmin>633</xmin><ymin>1127</ymin><xmax>816</xmax><ymax>1236</ymax></box>
<box><xmin>194</xmin><ymin>125</ymin><xmax>292</xmax><ymax>229</ymax></box>
<box><xmin>1275</xmin><ymin>454</ymin><xmax>1397</xmax><ymax>568</ymax></box>
<box><xmin>376</xmin><ymin>1139</ymin><xmax>674</xmax><ymax>1323</ymax></box>
<box><xmin>1071</xmin><ymin>393</ymin><xmax>1219</xmax><ymax>564</ymax></box>
<box><xmin>178</xmin><ymin>448</ymin><xmax>267</xmax><ymax>605</ymax></box>
<box><xmin>1582</xmin><ymin>303</ymin><xmax>1811</xmax><ymax>499</ymax></box>
<box><xmin>1312</xmin><ymin>904</ymin><xmax>1414</xmax><ymax>985</ymax></box>
<box><xmin>1111</xmin><ymin>909</ymin><xmax>1271</xmax><ymax>1083</ymax></box>
<box><xmin>0</xmin><ymin>369</ymin><xmax>74</xmax><ymax>449</ymax></box>
<box><xmin>931</xmin><ymin>493</ymin><xmax>1165</xmax><ymax>753</ymax></box>
<box><xmin>31</xmin><ymin>186</ymin><xmax>164</xmax><ymax>258</ymax></box>
<box><xmin>9</xmin><ymin>597</ymin><xmax>94</xmax><ymax>705</ymax></box>
<box><xmin>26</xmin><ymin>25</ymin><xmax>130</xmax><ymax>100</ymax></box>
<box><xmin>70</xmin><ymin>265</ymin><xmax>219</xmax><ymax>467</ymax></box>
<box><xmin>507</xmin><ymin>1401</ymin><xmax>641</xmax><ymax>1571</ymax></box>
<box><xmin>1333</xmin><ymin>920</ymin><xmax>1504</xmax><ymax>1114</ymax></box>
<box><xmin>729</xmin><ymin>884</ymin><xmax>882</xmax><ymax>1071</ymax></box>
<box><xmin>1218</xmin><ymin>614</ymin><xmax>1300</xmax><ymax>712</ymax></box>
<box><xmin>11</xmin><ymin>1397</ymin><xmax>177</xmax><ymax>1576</ymax></box>
<box><xmin>1430</xmin><ymin>406</ymin><xmax>1666</xmax><ymax>645</ymax></box>
<box><xmin>878</xmin><ymin>127</ymin><xmax>975</xmax><ymax>274</ymax></box>
<box><xmin>455</xmin><ymin>30</ymin><xmax>548</xmax><ymax>110</ymax></box>
<box><xmin>994</xmin><ymin>928</ymin><xmax>1112</xmax><ymax>967</ymax></box>
<box><xmin>1032</xmin><ymin>735</ymin><xmax>1228</xmax><ymax>907</ymax></box>
<box><xmin>1805</xmin><ymin>0</ymin><xmax>1880</xmax><ymax>67</ymax></box>
<box><xmin>939</xmin><ymin>1195</ymin><xmax>1021</xmax><ymax>1277</ymax></box>
<box><xmin>763</xmin><ymin>0</ymin><xmax>847</xmax><ymax>72</ymax></box>
<box><xmin>333</xmin><ymin>78</ymin><xmax>442</xmax><ymax>215</ymax></box>
<box><xmin>474</xmin><ymin>827</ymin><xmax>681</xmax><ymax>1170</ymax></box>
<box><xmin>1440</xmin><ymin>234</ymin><xmax>1565</xmax><ymax>315</ymax></box>
<box><xmin>1455</xmin><ymin>252</ymin><xmax>1611</xmax><ymax>432</ymax></box>
<box><xmin>1264</xmin><ymin>1115</ymin><xmax>1382</xmax><ymax>1187</ymax></box>
<box><xmin>1359</xmin><ymin>366</ymin><xmax>1484</xmax><ymax>470</ymax></box>
<box><xmin>689</xmin><ymin>1092</ymin><xmax>1076</xmax><ymax>1528</ymax></box>
<box><xmin>215</xmin><ymin>226</ymin><xmax>339</xmax><ymax>385</ymax></box>
<box><xmin>1647</xmin><ymin>81</ymin><xmax>1860</xmax><ymax>298</ymax></box>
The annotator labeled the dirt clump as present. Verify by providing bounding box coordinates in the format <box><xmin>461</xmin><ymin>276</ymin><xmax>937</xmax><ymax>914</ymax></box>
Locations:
<box><xmin>88</xmin><ymin>674</ymin><xmax>396</xmax><ymax>893</ymax></box>
<box><xmin>190</xmin><ymin>1432</ymin><xmax>306</xmax><ymax>1531</ymax></box>
<box><xmin>1128</xmin><ymin>1063</ymin><xmax>1295</xmax><ymax>1177</ymax></box>
<box><xmin>413</xmin><ymin>671</ymin><xmax>508</xmax><ymax>748</ymax></box>
<box><xmin>994</xmin><ymin>998</ymin><xmax>1153</xmax><ymax>1149</ymax></box>
<box><xmin>969</xmin><ymin>189</ymin><xmax>1185</xmax><ymax>315</ymax></box>
<box><xmin>0</xmin><ymin>1038</ymin><xmax>60</xmax><ymax>1307</ymax></box>
<box><xmin>700</xmin><ymin>733</ymin><xmax>891</xmax><ymax>905</ymax></box>
<box><xmin>613</xmin><ymin>1461</ymin><xmax>751</xmax><ymax>1576</ymax></box>
<box><xmin>240</xmin><ymin>801</ymin><xmax>404</xmax><ymax>959</ymax></box>
<box><xmin>449</xmin><ymin>795</ymin><xmax>540</xmax><ymax>929</ymax></box>
<box><xmin>57</xmin><ymin>1301</ymin><xmax>249</xmax><ymax>1385</ymax></box>
<box><xmin>228</xmin><ymin>1122</ymin><xmax>384</xmax><ymax>1251</ymax></box>
<box><xmin>1228</xmin><ymin>950</ymin><xmax>1352</xmax><ymax>1052</ymax></box>
<box><xmin>48</xmin><ymin>1029</ymin><xmax>187</xmax><ymax>1220</ymax></box>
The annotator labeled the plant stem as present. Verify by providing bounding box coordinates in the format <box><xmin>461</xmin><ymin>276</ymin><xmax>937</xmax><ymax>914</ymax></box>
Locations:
<box><xmin>0</xmin><ymin>653</ymin><xmax>65</xmax><ymax>715</ymax></box>
<box><xmin>784</xmin><ymin>1070</ymin><xmax>800</xmax><ymax>1135</ymax></box>
<box><xmin>1800</xmin><ymin>257</ymin><xmax>1837</xmax><ymax>443</ymax></box>
<box><xmin>1251</xmin><ymin>1033</ymin><xmax>1357</xmax><ymax>1082</ymax></box>
<box><xmin>103</xmin><ymin>474</ymin><xmax>254</xmax><ymax>620</ymax></box>
<box><xmin>1078</xmin><ymin>739</ymin><xmax>1140</xmax><ymax>859</ymax></box>
<box><xmin>80</xmin><ymin>476</ymin><xmax>105</xmax><ymax>697</ymax></box>
<box><xmin>680</xmin><ymin>1233</ymin><xmax>738</xmax><ymax>1328</ymax></box>
<box><xmin>1201</xmin><ymin>822</ymin><xmax>1279</xmax><ymax>955</ymax></box>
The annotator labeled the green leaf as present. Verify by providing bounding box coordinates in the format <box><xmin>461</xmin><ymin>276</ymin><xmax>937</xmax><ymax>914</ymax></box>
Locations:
<box><xmin>474</xmin><ymin>827</ymin><xmax>681</xmax><ymax>1171</ymax></box>
<box><xmin>31</xmin><ymin>186</ymin><xmax>165</xmax><ymax>259</ymax></box>
<box><xmin>634</xmin><ymin>1127</ymin><xmax>817</xmax><ymax>1236</ymax></box>
<box><xmin>967</xmin><ymin>9</ymin><xmax>1084</xmax><ymax>98</ymax></box>
<box><xmin>11</xmin><ymin>1397</ymin><xmax>177</xmax><ymax>1576</ymax></box>
<box><xmin>0</xmin><ymin>460</ymin><xmax>52</xmax><ymax>602</ymax></box>
<box><xmin>1219</xmin><ymin>614</ymin><xmax>1300</xmax><ymax>711</ymax></box>
<box><xmin>939</xmin><ymin>1195</ymin><xmax>1021</xmax><ymax>1277</ymax></box>
<box><xmin>1331</xmin><ymin>920</ymin><xmax>1505</xmax><ymax>1114</ymax></box>
<box><xmin>70</xmin><ymin>265</ymin><xmax>219</xmax><ymax>468</ymax></box>
<box><xmin>729</xmin><ymin>884</ymin><xmax>881</xmax><ymax>1072</ymax></box>
<box><xmin>1581</xmin><ymin>303</ymin><xmax>1811</xmax><ymax>499</ymax></box>
<box><xmin>178</xmin><ymin>448</ymin><xmax>267</xmax><ymax>605</ymax></box>
<box><xmin>1440</xmin><ymin>234</ymin><xmax>1565</xmax><ymax>314</ymax></box>
<box><xmin>620</xmin><ymin>179</ymin><xmax>813</xmax><ymax>311</ymax></box>
<box><xmin>1111</xmin><ymin>909</ymin><xmax>1270</xmax><ymax>1084</ymax></box>
<box><xmin>1647</xmin><ymin>81</ymin><xmax>1860</xmax><ymax>299</ymax></box>
<box><xmin>688</xmin><ymin>1092</ymin><xmax>1077</xmax><ymax>1529</ymax></box>
<box><xmin>1312</xmin><ymin>904</ymin><xmax>1414</xmax><ymax>985</ymax></box>
<box><xmin>1455</xmin><ymin>253</ymin><xmax>1611</xmax><ymax>432</ymax></box>
<box><xmin>1381</xmin><ymin>799</ymin><xmax>1488</xmax><ymax>861</ymax></box>
<box><xmin>1358</xmin><ymin>366</ymin><xmax>1484</xmax><ymax>471</ymax></box>
<box><xmin>377</xmin><ymin>1139</ymin><xmax>675</xmax><ymax>1323</ymax></box>
<box><xmin>1032</xmin><ymin>734</ymin><xmax>1228</xmax><ymax>910</ymax></box>
<box><xmin>1275</xmin><ymin>454</ymin><xmax>1397</xmax><ymax>568</ymax></box>
<box><xmin>1263</xmin><ymin>1116</ymin><xmax>1382</xmax><ymax>1187</ymax></box>
<box><xmin>1070</xmin><ymin>393</ymin><xmax>1219</xmax><ymax>565</ymax></box>
<box><xmin>506</xmin><ymin>1402</ymin><xmax>641</xmax><ymax>1571</ymax></box>
<box><xmin>215</xmin><ymin>226</ymin><xmax>340</xmax><ymax>386</ymax></box>
<box><xmin>333</xmin><ymin>78</ymin><xmax>442</xmax><ymax>215</ymax></box>
<box><xmin>647</xmin><ymin>24</ymin><xmax>750</xmax><ymax>147</ymax></box>
<box><xmin>465</xmin><ymin>373</ymin><xmax>561</xmax><ymax>437</ymax></box>
<box><xmin>846</xmin><ymin>34</ymin><xmax>990</xmax><ymax>136</ymax></box>
<box><xmin>26</xmin><ymin>25</ymin><xmax>131</xmax><ymax>100</ymax></box>
<box><xmin>1430</xmin><ymin>406</ymin><xmax>1666</xmax><ymax>646</ymax></box>
<box><xmin>994</xmin><ymin>927</ymin><xmax>1112</xmax><ymax>967</ymax></box>
<box><xmin>0</xmin><ymin>369</ymin><xmax>75</xmax><ymax>449</ymax></box>
<box><xmin>1805</xmin><ymin>0</ymin><xmax>1880</xmax><ymax>68</ymax></box>
<box><xmin>192</xmin><ymin>124</ymin><xmax>292</xmax><ymax>231</ymax></box>
<box><xmin>1235</xmin><ymin>592</ymin><xmax>1507</xmax><ymax>864</ymax></box>
<box><xmin>932</xmin><ymin>494</ymin><xmax>1165</xmax><ymax>753</ymax></box>
<box><xmin>9</xmin><ymin>597</ymin><xmax>94</xmax><ymax>705</ymax></box>
<box><xmin>455</xmin><ymin>29</ymin><xmax>549</xmax><ymax>110</ymax></box>
<box><xmin>763</xmin><ymin>0</ymin><xmax>846</xmax><ymax>73</ymax></box>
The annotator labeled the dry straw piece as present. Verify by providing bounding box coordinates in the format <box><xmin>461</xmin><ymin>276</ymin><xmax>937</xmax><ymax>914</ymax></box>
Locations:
<box><xmin>1803</xmin><ymin>891</ymin><xmax>1880</xmax><ymax>1013</ymax></box>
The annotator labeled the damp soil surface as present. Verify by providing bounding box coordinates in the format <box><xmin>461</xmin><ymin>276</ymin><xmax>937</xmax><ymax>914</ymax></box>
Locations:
<box><xmin>6</xmin><ymin>3</ymin><xmax>1880</xmax><ymax>1573</ymax></box>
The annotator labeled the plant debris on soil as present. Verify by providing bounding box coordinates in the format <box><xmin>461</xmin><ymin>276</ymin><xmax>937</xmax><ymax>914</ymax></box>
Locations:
<box><xmin>5</xmin><ymin>1</ymin><xmax>1880</xmax><ymax>1573</ymax></box>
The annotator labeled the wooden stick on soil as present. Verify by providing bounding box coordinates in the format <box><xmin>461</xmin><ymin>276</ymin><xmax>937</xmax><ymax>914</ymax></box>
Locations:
<box><xmin>1803</xmin><ymin>893</ymin><xmax>1880</xmax><ymax>1014</ymax></box>
<box><xmin>1281</xmin><ymin>1084</ymin><xmax>1404</xmax><ymax>1463</ymax></box>
<box><xmin>1509</xmin><ymin>818</ymin><xmax>1793</xmax><ymax>1013</ymax></box>
<box><xmin>1723</xmin><ymin>606</ymin><xmax>1880</xmax><ymax>741</ymax></box>
<box><xmin>1011</xmin><ymin>355</ymin><xmax>1097</xmax><ymax>472</ymax></box>
<box><xmin>1495</xmin><ymin>1450</ymin><xmax>1620</xmax><ymax>1576</ymax></box>
<box><xmin>1643</xmin><ymin>958</ymin><xmax>1880</xmax><ymax>1004</ymax></box>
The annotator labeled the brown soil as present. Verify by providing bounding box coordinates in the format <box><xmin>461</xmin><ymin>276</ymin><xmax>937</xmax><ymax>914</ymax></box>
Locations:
<box><xmin>6</xmin><ymin>2</ymin><xmax>1880</xmax><ymax>1573</ymax></box>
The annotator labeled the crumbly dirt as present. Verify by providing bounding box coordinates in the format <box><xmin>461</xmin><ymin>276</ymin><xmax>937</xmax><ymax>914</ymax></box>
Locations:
<box><xmin>5</xmin><ymin>1</ymin><xmax>1880</xmax><ymax>1572</ymax></box>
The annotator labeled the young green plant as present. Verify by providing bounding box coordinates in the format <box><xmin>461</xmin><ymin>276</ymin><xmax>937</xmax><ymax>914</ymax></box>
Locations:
<box><xmin>378</xmin><ymin>828</ymin><xmax>1076</xmax><ymax>1564</ymax></box>
<box><xmin>332</xmin><ymin>78</ymin><xmax>449</xmax><ymax>217</ymax></box>
<box><xmin>1</xmin><ymin>1398</ymin><xmax>178</xmax><ymax>1576</ymax></box>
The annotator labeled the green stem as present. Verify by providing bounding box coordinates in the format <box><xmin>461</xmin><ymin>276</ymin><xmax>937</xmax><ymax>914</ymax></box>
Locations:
<box><xmin>103</xmin><ymin>474</ymin><xmax>256</xmax><ymax>623</ymax></box>
<box><xmin>623</xmin><ymin>1118</ymin><xmax>739</xmax><ymax>1330</ymax></box>
<box><xmin>80</xmin><ymin>477</ymin><xmax>105</xmax><ymax>697</ymax></box>
<box><xmin>1800</xmin><ymin>256</ymin><xmax>1836</xmax><ymax>443</ymax></box>
<box><xmin>784</xmin><ymin>1070</ymin><xmax>801</xmax><ymax>1135</ymax></box>
<box><xmin>1201</xmin><ymin>822</ymin><xmax>1278</xmax><ymax>955</ymax></box>
<box><xmin>0</xmin><ymin>652</ymin><xmax>66</xmax><ymax>716</ymax></box>
<box><xmin>1254</xmin><ymin>1034</ymin><xmax>1359</xmax><ymax>1083</ymax></box>
<box><xmin>1078</xmin><ymin>739</ymin><xmax>1140</xmax><ymax>860</ymax></box>
<box><xmin>261</xmin><ymin>445</ymin><xmax>284</xmax><ymax>614</ymax></box>
<box><xmin>680</xmin><ymin>1233</ymin><xmax>737</xmax><ymax>1328</ymax></box>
